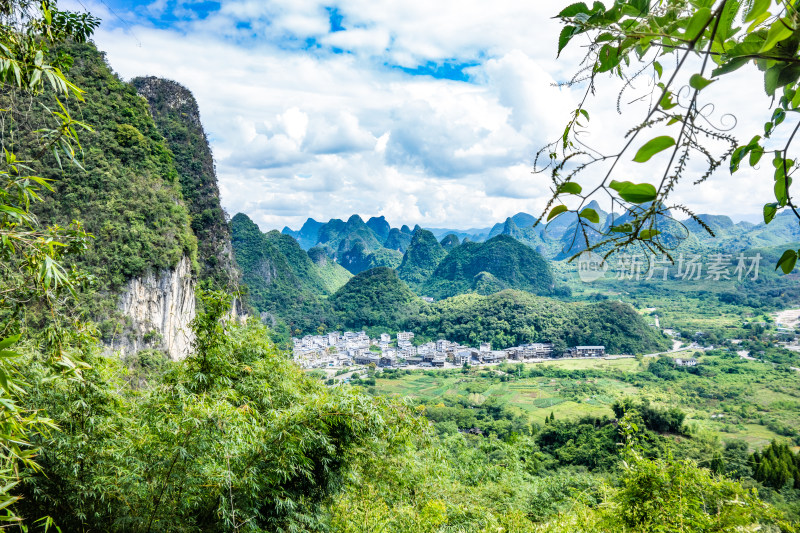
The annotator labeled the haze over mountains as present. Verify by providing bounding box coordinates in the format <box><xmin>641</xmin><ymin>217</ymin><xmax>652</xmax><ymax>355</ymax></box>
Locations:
<box><xmin>280</xmin><ymin>201</ymin><xmax>800</xmax><ymax>269</ymax></box>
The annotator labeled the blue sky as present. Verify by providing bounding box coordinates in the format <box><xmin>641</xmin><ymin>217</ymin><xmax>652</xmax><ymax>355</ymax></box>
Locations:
<box><xmin>64</xmin><ymin>0</ymin><xmax>768</xmax><ymax>231</ymax></box>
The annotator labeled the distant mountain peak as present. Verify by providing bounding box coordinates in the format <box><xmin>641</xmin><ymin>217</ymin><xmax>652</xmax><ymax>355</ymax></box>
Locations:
<box><xmin>510</xmin><ymin>212</ymin><xmax>537</xmax><ymax>228</ymax></box>
<box><xmin>584</xmin><ymin>199</ymin><xmax>607</xmax><ymax>214</ymax></box>
<box><xmin>423</xmin><ymin>234</ymin><xmax>553</xmax><ymax>299</ymax></box>
<box><xmin>346</xmin><ymin>214</ymin><xmax>365</xmax><ymax>226</ymax></box>
<box><xmin>366</xmin><ymin>216</ymin><xmax>391</xmax><ymax>239</ymax></box>
<box><xmin>440</xmin><ymin>234</ymin><xmax>460</xmax><ymax>251</ymax></box>
<box><xmin>503</xmin><ymin>217</ymin><xmax>519</xmax><ymax>232</ymax></box>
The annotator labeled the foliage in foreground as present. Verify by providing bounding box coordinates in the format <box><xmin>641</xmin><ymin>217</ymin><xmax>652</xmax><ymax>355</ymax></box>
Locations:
<box><xmin>329</xmin><ymin>415</ymin><xmax>794</xmax><ymax>532</ymax></box>
<box><xmin>16</xmin><ymin>292</ymin><xmax>421</xmax><ymax>532</ymax></box>
<box><xmin>0</xmin><ymin>0</ymin><xmax>101</xmax><ymax>524</ymax></box>
<box><xmin>541</xmin><ymin>0</ymin><xmax>800</xmax><ymax>272</ymax></box>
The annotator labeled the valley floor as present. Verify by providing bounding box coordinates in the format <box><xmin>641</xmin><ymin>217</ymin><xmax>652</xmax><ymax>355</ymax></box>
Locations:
<box><xmin>356</xmin><ymin>351</ymin><xmax>800</xmax><ymax>451</ymax></box>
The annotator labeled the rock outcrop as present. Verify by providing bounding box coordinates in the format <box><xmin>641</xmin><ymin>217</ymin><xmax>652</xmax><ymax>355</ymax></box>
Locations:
<box><xmin>131</xmin><ymin>76</ymin><xmax>241</xmax><ymax>292</ymax></box>
<box><xmin>117</xmin><ymin>256</ymin><xmax>196</xmax><ymax>360</ymax></box>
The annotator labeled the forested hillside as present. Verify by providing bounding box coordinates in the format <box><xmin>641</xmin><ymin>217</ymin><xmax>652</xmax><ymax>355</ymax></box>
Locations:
<box><xmin>329</xmin><ymin>269</ymin><xmax>668</xmax><ymax>353</ymax></box>
<box><xmin>412</xmin><ymin>290</ymin><xmax>668</xmax><ymax>353</ymax></box>
<box><xmin>230</xmin><ymin>212</ymin><xmax>334</xmax><ymax>336</ymax></box>
<box><xmin>28</xmin><ymin>43</ymin><xmax>198</xmax><ymax>290</ymax></box>
<box><xmin>396</xmin><ymin>228</ymin><xmax>448</xmax><ymax>288</ymax></box>
<box><xmin>131</xmin><ymin>76</ymin><xmax>239</xmax><ymax>290</ymax></box>
<box><xmin>423</xmin><ymin>235</ymin><xmax>555</xmax><ymax>299</ymax></box>
<box><xmin>330</xmin><ymin>267</ymin><xmax>423</xmax><ymax>330</ymax></box>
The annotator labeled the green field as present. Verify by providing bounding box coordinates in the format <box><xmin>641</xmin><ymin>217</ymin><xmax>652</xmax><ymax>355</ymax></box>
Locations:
<box><xmin>371</xmin><ymin>354</ymin><xmax>799</xmax><ymax>450</ymax></box>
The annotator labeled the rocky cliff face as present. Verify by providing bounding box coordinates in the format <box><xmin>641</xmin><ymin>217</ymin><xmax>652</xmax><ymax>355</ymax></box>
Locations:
<box><xmin>131</xmin><ymin>76</ymin><xmax>241</xmax><ymax>292</ymax></box>
<box><xmin>116</xmin><ymin>256</ymin><xmax>196</xmax><ymax>360</ymax></box>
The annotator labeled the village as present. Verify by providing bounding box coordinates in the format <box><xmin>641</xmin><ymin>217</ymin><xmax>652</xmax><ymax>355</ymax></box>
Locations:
<box><xmin>292</xmin><ymin>330</ymin><xmax>607</xmax><ymax>369</ymax></box>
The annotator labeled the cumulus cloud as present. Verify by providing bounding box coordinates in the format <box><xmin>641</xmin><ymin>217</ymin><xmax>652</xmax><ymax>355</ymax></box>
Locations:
<box><xmin>60</xmin><ymin>0</ymin><xmax>771</xmax><ymax>231</ymax></box>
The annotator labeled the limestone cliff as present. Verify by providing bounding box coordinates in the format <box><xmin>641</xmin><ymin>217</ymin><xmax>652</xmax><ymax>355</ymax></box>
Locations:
<box><xmin>27</xmin><ymin>44</ymin><xmax>243</xmax><ymax>360</ymax></box>
<box><xmin>116</xmin><ymin>256</ymin><xmax>196</xmax><ymax>360</ymax></box>
<box><xmin>131</xmin><ymin>76</ymin><xmax>241</xmax><ymax>292</ymax></box>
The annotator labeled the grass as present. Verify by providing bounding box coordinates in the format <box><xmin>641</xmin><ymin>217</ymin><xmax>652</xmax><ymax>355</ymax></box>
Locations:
<box><xmin>371</xmin><ymin>354</ymin><xmax>796</xmax><ymax>450</ymax></box>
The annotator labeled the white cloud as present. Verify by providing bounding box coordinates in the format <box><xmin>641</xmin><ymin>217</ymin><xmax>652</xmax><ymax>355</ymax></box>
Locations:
<box><xmin>61</xmin><ymin>0</ymin><xmax>773</xmax><ymax>232</ymax></box>
<box><xmin>321</xmin><ymin>28</ymin><xmax>390</xmax><ymax>55</ymax></box>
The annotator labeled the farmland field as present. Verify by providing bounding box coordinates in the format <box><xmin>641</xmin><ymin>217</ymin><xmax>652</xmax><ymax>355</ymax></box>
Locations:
<box><xmin>369</xmin><ymin>353</ymin><xmax>800</xmax><ymax>450</ymax></box>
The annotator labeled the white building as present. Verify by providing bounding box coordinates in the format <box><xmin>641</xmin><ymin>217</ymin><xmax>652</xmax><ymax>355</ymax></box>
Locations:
<box><xmin>574</xmin><ymin>346</ymin><xmax>605</xmax><ymax>357</ymax></box>
<box><xmin>454</xmin><ymin>350</ymin><xmax>471</xmax><ymax>365</ymax></box>
<box><xmin>401</xmin><ymin>345</ymin><xmax>417</xmax><ymax>358</ymax></box>
<box><xmin>397</xmin><ymin>331</ymin><xmax>415</xmax><ymax>342</ymax></box>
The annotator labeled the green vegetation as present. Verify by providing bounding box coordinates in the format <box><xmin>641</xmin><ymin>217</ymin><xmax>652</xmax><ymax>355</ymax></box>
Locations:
<box><xmin>371</xmin><ymin>351</ymin><xmax>800</xmax><ymax>446</ymax></box>
<box><xmin>307</xmin><ymin>246</ymin><xmax>352</xmax><ymax>293</ymax></box>
<box><xmin>411</xmin><ymin>290</ymin><xmax>668</xmax><ymax>353</ymax></box>
<box><xmin>330</xmin><ymin>270</ymin><xmax>667</xmax><ymax>354</ymax></box>
<box><xmin>236</xmin><ymin>219</ymin><xmax>669</xmax><ymax>356</ymax></box>
<box><xmin>384</xmin><ymin>226</ymin><xmax>412</xmax><ymax>251</ymax></box>
<box><xmin>326</xmin><ymin>353</ymin><xmax>799</xmax><ymax>530</ymax></box>
<box><xmin>354</xmin><ymin>350</ymin><xmax>800</xmax><ymax>525</ymax></box>
<box><xmin>752</xmin><ymin>441</ymin><xmax>800</xmax><ymax>490</ymax></box>
<box><xmin>330</xmin><ymin>267</ymin><xmax>422</xmax><ymax>332</ymax></box>
<box><xmin>15</xmin><ymin>292</ymin><xmax>420</xmax><ymax>531</ymax></box>
<box><xmin>131</xmin><ymin>77</ymin><xmax>238</xmax><ymax>290</ymax></box>
<box><xmin>3</xmin><ymin>2</ymin><xmax>800</xmax><ymax>530</ymax></box>
<box><xmin>30</xmin><ymin>43</ymin><xmax>197</xmax><ymax>289</ymax></box>
<box><xmin>439</xmin><ymin>233</ymin><xmax>460</xmax><ymax>251</ymax></box>
<box><xmin>231</xmin><ymin>212</ymin><xmax>334</xmax><ymax>337</ymax></box>
<box><xmin>423</xmin><ymin>235</ymin><xmax>555</xmax><ymax>299</ymax></box>
<box><xmin>396</xmin><ymin>228</ymin><xmax>447</xmax><ymax>288</ymax></box>
<box><xmin>0</xmin><ymin>1</ymin><xmax>102</xmax><ymax>522</ymax></box>
<box><xmin>542</xmin><ymin>0</ymin><xmax>800</xmax><ymax>271</ymax></box>
<box><xmin>266</xmin><ymin>230</ymin><xmax>331</xmax><ymax>295</ymax></box>
<box><xmin>340</xmin><ymin>242</ymin><xmax>403</xmax><ymax>273</ymax></box>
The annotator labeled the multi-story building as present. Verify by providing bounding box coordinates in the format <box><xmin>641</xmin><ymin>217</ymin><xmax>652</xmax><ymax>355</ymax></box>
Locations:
<box><xmin>574</xmin><ymin>346</ymin><xmax>605</xmax><ymax>357</ymax></box>
<box><xmin>453</xmin><ymin>350</ymin><xmax>471</xmax><ymax>365</ymax></box>
<box><xmin>397</xmin><ymin>331</ymin><xmax>415</xmax><ymax>342</ymax></box>
<box><xmin>291</xmin><ymin>330</ymin><xmax>601</xmax><ymax>369</ymax></box>
<box><xmin>401</xmin><ymin>345</ymin><xmax>418</xmax><ymax>359</ymax></box>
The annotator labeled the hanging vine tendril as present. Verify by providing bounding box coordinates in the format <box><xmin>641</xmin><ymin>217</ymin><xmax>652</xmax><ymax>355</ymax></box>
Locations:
<box><xmin>535</xmin><ymin>0</ymin><xmax>800</xmax><ymax>273</ymax></box>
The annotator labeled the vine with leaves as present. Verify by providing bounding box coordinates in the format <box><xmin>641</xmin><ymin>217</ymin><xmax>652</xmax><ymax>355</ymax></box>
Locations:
<box><xmin>538</xmin><ymin>0</ymin><xmax>800</xmax><ymax>273</ymax></box>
